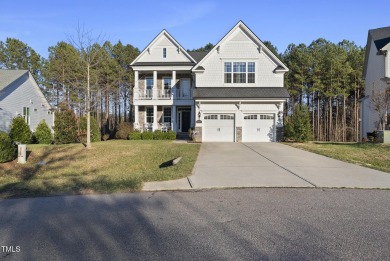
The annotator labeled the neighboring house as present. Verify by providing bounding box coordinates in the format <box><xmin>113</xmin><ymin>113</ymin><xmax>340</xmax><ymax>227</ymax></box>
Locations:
<box><xmin>362</xmin><ymin>26</ymin><xmax>390</xmax><ymax>138</ymax></box>
<box><xmin>130</xmin><ymin>21</ymin><xmax>289</xmax><ymax>142</ymax></box>
<box><xmin>0</xmin><ymin>69</ymin><xmax>54</xmax><ymax>133</ymax></box>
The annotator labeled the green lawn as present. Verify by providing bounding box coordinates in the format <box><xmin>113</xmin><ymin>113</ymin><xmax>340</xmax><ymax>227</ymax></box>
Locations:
<box><xmin>286</xmin><ymin>142</ymin><xmax>390</xmax><ymax>173</ymax></box>
<box><xmin>0</xmin><ymin>140</ymin><xmax>200</xmax><ymax>198</ymax></box>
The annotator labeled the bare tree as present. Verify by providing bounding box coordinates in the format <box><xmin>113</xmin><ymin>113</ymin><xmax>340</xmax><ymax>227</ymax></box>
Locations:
<box><xmin>370</xmin><ymin>81</ymin><xmax>390</xmax><ymax>130</ymax></box>
<box><xmin>69</xmin><ymin>24</ymin><xmax>105</xmax><ymax>149</ymax></box>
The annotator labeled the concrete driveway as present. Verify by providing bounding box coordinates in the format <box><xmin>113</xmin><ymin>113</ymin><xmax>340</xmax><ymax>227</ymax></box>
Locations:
<box><xmin>143</xmin><ymin>143</ymin><xmax>390</xmax><ymax>190</ymax></box>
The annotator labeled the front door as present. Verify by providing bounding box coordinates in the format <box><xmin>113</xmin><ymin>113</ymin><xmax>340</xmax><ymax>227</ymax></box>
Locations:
<box><xmin>178</xmin><ymin>110</ymin><xmax>191</xmax><ymax>132</ymax></box>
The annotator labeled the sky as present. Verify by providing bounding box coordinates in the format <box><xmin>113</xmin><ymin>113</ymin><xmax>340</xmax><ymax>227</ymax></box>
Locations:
<box><xmin>0</xmin><ymin>0</ymin><xmax>388</xmax><ymax>58</ymax></box>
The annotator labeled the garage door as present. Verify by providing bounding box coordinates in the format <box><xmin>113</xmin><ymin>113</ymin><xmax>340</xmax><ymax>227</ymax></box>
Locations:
<box><xmin>203</xmin><ymin>114</ymin><xmax>235</xmax><ymax>142</ymax></box>
<box><xmin>242</xmin><ymin>114</ymin><xmax>275</xmax><ymax>142</ymax></box>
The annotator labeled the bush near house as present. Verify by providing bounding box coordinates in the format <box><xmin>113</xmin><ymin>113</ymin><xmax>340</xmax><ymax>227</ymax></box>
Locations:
<box><xmin>166</xmin><ymin>130</ymin><xmax>177</xmax><ymax>140</ymax></box>
<box><xmin>54</xmin><ymin>104</ymin><xmax>78</xmax><ymax>144</ymax></box>
<box><xmin>128</xmin><ymin>130</ymin><xmax>141</xmax><ymax>140</ymax></box>
<box><xmin>115</xmin><ymin>122</ymin><xmax>133</xmax><ymax>140</ymax></box>
<box><xmin>79</xmin><ymin>116</ymin><xmax>101</xmax><ymax>142</ymax></box>
<box><xmin>141</xmin><ymin>131</ymin><xmax>154</xmax><ymax>140</ymax></box>
<box><xmin>9</xmin><ymin>116</ymin><xmax>32</xmax><ymax>144</ymax></box>
<box><xmin>0</xmin><ymin>131</ymin><xmax>17</xmax><ymax>163</ymax></box>
<box><xmin>284</xmin><ymin>105</ymin><xmax>312</xmax><ymax>142</ymax></box>
<box><xmin>34</xmin><ymin>120</ymin><xmax>53</xmax><ymax>144</ymax></box>
<box><xmin>153</xmin><ymin>130</ymin><xmax>165</xmax><ymax>140</ymax></box>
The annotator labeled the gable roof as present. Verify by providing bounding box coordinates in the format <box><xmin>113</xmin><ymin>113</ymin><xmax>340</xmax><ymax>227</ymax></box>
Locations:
<box><xmin>363</xmin><ymin>26</ymin><xmax>390</xmax><ymax>79</ymax></box>
<box><xmin>0</xmin><ymin>69</ymin><xmax>28</xmax><ymax>91</ymax></box>
<box><xmin>130</xmin><ymin>29</ymin><xmax>196</xmax><ymax>66</ymax></box>
<box><xmin>187</xmin><ymin>51</ymin><xmax>208</xmax><ymax>62</ymax></box>
<box><xmin>192</xmin><ymin>20</ymin><xmax>288</xmax><ymax>72</ymax></box>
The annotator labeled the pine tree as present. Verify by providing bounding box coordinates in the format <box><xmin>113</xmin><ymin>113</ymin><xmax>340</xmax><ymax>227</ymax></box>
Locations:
<box><xmin>54</xmin><ymin>104</ymin><xmax>78</xmax><ymax>144</ymax></box>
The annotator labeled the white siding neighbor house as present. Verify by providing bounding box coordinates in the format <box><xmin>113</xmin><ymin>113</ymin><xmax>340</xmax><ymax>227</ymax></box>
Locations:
<box><xmin>361</xmin><ymin>26</ymin><xmax>390</xmax><ymax>138</ymax></box>
<box><xmin>131</xmin><ymin>21</ymin><xmax>290</xmax><ymax>142</ymax></box>
<box><xmin>0</xmin><ymin>69</ymin><xmax>54</xmax><ymax>133</ymax></box>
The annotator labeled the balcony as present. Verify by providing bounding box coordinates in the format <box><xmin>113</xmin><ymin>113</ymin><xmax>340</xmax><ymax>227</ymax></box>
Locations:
<box><xmin>134</xmin><ymin>88</ymin><xmax>192</xmax><ymax>100</ymax></box>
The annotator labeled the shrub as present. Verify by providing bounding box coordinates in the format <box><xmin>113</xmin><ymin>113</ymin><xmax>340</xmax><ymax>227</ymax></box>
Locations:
<box><xmin>54</xmin><ymin>104</ymin><xmax>78</xmax><ymax>144</ymax></box>
<box><xmin>141</xmin><ymin>131</ymin><xmax>154</xmax><ymax>140</ymax></box>
<box><xmin>0</xmin><ymin>131</ymin><xmax>16</xmax><ymax>163</ymax></box>
<box><xmin>284</xmin><ymin>104</ymin><xmax>312</xmax><ymax>142</ymax></box>
<box><xmin>34</xmin><ymin>120</ymin><xmax>52</xmax><ymax>144</ymax></box>
<box><xmin>153</xmin><ymin>130</ymin><xmax>165</xmax><ymax>140</ymax></box>
<box><xmin>128</xmin><ymin>130</ymin><xmax>142</xmax><ymax>140</ymax></box>
<box><xmin>9</xmin><ymin>116</ymin><xmax>32</xmax><ymax>144</ymax></box>
<box><xmin>79</xmin><ymin>116</ymin><xmax>101</xmax><ymax>142</ymax></box>
<box><xmin>115</xmin><ymin>122</ymin><xmax>133</xmax><ymax>140</ymax></box>
<box><xmin>166</xmin><ymin>130</ymin><xmax>177</xmax><ymax>140</ymax></box>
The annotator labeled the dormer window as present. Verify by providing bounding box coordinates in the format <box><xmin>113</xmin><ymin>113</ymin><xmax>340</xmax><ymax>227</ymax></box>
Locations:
<box><xmin>163</xmin><ymin>48</ymin><xmax>167</xmax><ymax>58</ymax></box>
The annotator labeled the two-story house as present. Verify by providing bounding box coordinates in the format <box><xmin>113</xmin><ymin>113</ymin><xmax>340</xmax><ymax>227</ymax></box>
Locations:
<box><xmin>0</xmin><ymin>69</ymin><xmax>54</xmax><ymax>133</ymax></box>
<box><xmin>361</xmin><ymin>26</ymin><xmax>390</xmax><ymax>138</ymax></box>
<box><xmin>130</xmin><ymin>21</ymin><xmax>289</xmax><ymax>142</ymax></box>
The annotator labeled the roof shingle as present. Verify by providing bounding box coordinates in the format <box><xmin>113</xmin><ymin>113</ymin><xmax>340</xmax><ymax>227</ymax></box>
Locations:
<box><xmin>193</xmin><ymin>87</ymin><xmax>290</xmax><ymax>99</ymax></box>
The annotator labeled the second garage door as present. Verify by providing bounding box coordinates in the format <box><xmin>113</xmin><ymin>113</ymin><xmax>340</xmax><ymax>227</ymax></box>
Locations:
<box><xmin>242</xmin><ymin>114</ymin><xmax>275</xmax><ymax>142</ymax></box>
<box><xmin>203</xmin><ymin>114</ymin><xmax>235</xmax><ymax>142</ymax></box>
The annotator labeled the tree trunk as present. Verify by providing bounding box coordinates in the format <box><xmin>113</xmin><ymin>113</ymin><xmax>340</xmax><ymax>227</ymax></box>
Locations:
<box><xmin>86</xmin><ymin>64</ymin><xmax>91</xmax><ymax>149</ymax></box>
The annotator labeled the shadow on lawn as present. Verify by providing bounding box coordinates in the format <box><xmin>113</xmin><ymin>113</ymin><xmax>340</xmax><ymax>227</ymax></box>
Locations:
<box><xmin>0</xmin><ymin>145</ymin><xmax>143</xmax><ymax>199</ymax></box>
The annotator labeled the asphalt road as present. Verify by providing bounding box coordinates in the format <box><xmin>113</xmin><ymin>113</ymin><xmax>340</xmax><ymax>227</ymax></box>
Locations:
<box><xmin>1</xmin><ymin>188</ymin><xmax>389</xmax><ymax>261</ymax></box>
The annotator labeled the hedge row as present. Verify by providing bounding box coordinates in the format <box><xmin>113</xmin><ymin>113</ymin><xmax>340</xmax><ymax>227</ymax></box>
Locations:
<box><xmin>128</xmin><ymin>130</ymin><xmax>176</xmax><ymax>140</ymax></box>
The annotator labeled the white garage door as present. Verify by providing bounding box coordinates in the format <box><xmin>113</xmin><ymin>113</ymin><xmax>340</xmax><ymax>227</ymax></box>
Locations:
<box><xmin>243</xmin><ymin>114</ymin><xmax>275</xmax><ymax>142</ymax></box>
<box><xmin>203</xmin><ymin>114</ymin><xmax>235</xmax><ymax>142</ymax></box>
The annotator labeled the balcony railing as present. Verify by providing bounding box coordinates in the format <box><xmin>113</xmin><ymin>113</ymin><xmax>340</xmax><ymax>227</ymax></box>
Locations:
<box><xmin>134</xmin><ymin>88</ymin><xmax>192</xmax><ymax>100</ymax></box>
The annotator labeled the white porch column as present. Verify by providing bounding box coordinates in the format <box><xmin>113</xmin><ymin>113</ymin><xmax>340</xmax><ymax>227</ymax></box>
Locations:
<box><xmin>134</xmin><ymin>71</ymin><xmax>139</xmax><ymax>100</ymax></box>
<box><xmin>153</xmin><ymin>70</ymin><xmax>157</xmax><ymax>100</ymax></box>
<box><xmin>171</xmin><ymin>70</ymin><xmax>176</xmax><ymax>99</ymax></box>
<box><xmin>153</xmin><ymin>105</ymin><xmax>158</xmax><ymax>131</ymax></box>
<box><xmin>172</xmin><ymin>105</ymin><xmax>177</xmax><ymax>131</ymax></box>
<box><xmin>190</xmin><ymin>105</ymin><xmax>195</xmax><ymax>128</ymax></box>
<box><xmin>134</xmin><ymin>105</ymin><xmax>139</xmax><ymax>129</ymax></box>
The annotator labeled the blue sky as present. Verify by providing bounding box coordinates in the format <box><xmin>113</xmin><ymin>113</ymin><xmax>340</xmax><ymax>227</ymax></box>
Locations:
<box><xmin>0</xmin><ymin>0</ymin><xmax>388</xmax><ymax>58</ymax></box>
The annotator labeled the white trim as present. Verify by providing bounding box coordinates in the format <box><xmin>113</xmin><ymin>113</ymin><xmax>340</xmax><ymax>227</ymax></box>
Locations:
<box><xmin>192</xmin><ymin>21</ymin><xmax>288</xmax><ymax>73</ymax></box>
<box><xmin>130</xmin><ymin>30</ymin><xmax>196</xmax><ymax>65</ymax></box>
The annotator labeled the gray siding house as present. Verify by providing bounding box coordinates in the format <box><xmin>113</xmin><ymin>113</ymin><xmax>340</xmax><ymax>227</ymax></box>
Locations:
<box><xmin>0</xmin><ymin>69</ymin><xmax>54</xmax><ymax>133</ymax></box>
<box><xmin>361</xmin><ymin>27</ymin><xmax>390</xmax><ymax>138</ymax></box>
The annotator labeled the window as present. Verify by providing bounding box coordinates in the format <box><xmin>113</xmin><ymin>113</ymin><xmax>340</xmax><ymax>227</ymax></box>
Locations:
<box><xmin>224</xmin><ymin>62</ymin><xmax>255</xmax><ymax>84</ymax></box>
<box><xmin>244</xmin><ymin>115</ymin><xmax>257</xmax><ymax>120</ymax></box>
<box><xmin>259</xmin><ymin>114</ymin><xmax>274</xmax><ymax>120</ymax></box>
<box><xmin>146</xmin><ymin>107</ymin><xmax>154</xmax><ymax>123</ymax></box>
<box><xmin>224</xmin><ymin>62</ymin><xmax>232</xmax><ymax>83</ymax></box>
<box><xmin>204</xmin><ymin>115</ymin><xmax>218</xmax><ymax>120</ymax></box>
<box><xmin>233</xmin><ymin>62</ymin><xmax>246</xmax><ymax>83</ymax></box>
<box><xmin>248</xmin><ymin>62</ymin><xmax>255</xmax><ymax>83</ymax></box>
<box><xmin>163</xmin><ymin>48</ymin><xmax>167</xmax><ymax>58</ymax></box>
<box><xmin>220</xmin><ymin>115</ymin><xmax>234</xmax><ymax>120</ymax></box>
<box><xmin>145</xmin><ymin>77</ymin><xmax>153</xmax><ymax>90</ymax></box>
<box><xmin>163</xmin><ymin>78</ymin><xmax>171</xmax><ymax>90</ymax></box>
<box><xmin>23</xmin><ymin>107</ymin><xmax>30</xmax><ymax>125</ymax></box>
<box><xmin>163</xmin><ymin>107</ymin><xmax>171</xmax><ymax>123</ymax></box>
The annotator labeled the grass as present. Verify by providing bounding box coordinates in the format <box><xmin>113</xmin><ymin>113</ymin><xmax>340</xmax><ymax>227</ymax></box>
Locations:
<box><xmin>0</xmin><ymin>140</ymin><xmax>200</xmax><ymax>199</ymax></box>
<box><xmin>286</xmin><ymin>142</ymin><xmax>390</xmax><ymax>173</ymax></box>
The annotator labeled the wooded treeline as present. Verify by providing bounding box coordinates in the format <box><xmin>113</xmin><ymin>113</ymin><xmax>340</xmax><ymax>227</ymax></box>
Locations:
<box><xmin>0</xmin><ymin>36</ymin><xmax>365</xmax><ymax>142</ymax></box>
<box><xmin>0</xmin><ymin>38</ymin><xmax>140</xmax><ymax>135</ymax></box>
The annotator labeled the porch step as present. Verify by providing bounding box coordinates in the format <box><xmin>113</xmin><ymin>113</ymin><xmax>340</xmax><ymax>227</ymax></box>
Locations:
<box><xmin>176</xmin><ymin>132</ymin><xmax>190</xmax><ymax>140</ymax></box>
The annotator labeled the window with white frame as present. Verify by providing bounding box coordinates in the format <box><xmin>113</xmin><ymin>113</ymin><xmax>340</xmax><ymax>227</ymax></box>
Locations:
<box><xmin>163</xmin><ymin>78</ymin><xmax>171</xmax><ymax>90</ymax></box>
<box><xmin>163</xmin><ymin>107</ymin><xmax>171</xmax><ymax>123</ymax></box>
<box><xmin>146</xmin><ymin>107</ymin><xmax>154</xmax><ymax>123</ymax></box>
<box><xmin>23</xmin><ymin>107</ymin><xmax>30</xmax><ymax>125</ymax></box>
<box><xmin>224</xmin><ymin>62</ymin><xmax>256</xmax><ymax>84</ymax></box>
<box><xmin>145</xmin><ymin>77</ymin><xmax>153</xmax><ymax>90</ymax></box>
<box><xmin>163</xmin><ymin>48</ymin><xmax>167</xmax><ymax>58</ymax></box>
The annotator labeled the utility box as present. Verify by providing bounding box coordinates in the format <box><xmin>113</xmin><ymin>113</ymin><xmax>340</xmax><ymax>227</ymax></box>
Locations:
<box><xmin>18</xmin><ymin>144</ymin><xmax>26</xmax><ymax>164</ymax></box>
<box><xmin>377</xmin><ymin>130</ymin><xmax>390</xmax><ymax>143</ymax></box>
